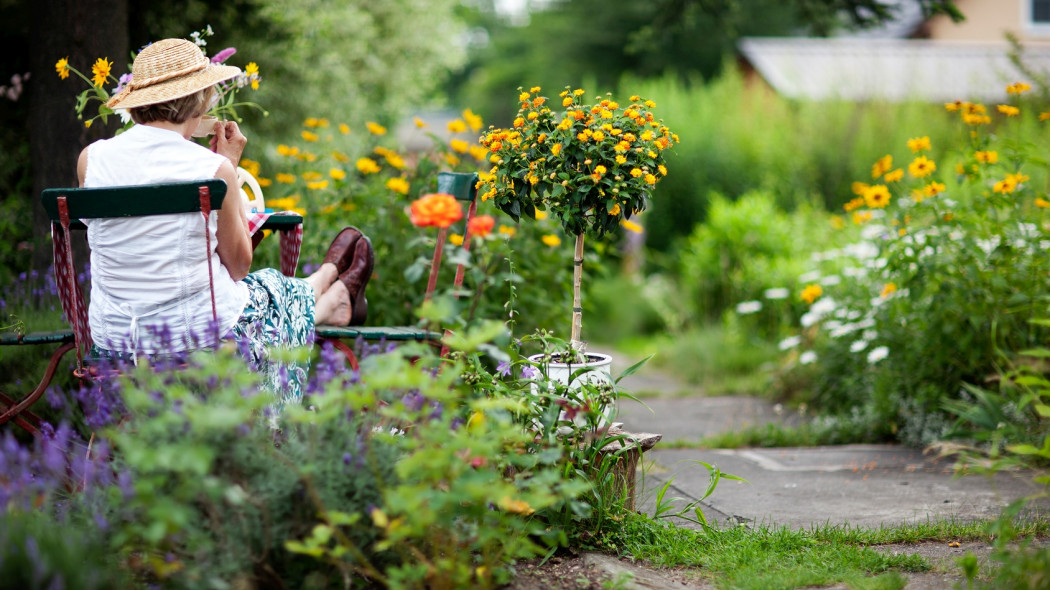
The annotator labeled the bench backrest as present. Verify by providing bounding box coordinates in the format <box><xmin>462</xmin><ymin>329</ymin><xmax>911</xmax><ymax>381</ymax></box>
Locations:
<box><xmin>42</xmin><ymin>180</ymin><xmax>229</xmax><ymax>373</ymax></box>
<box><xmin>41</xmin><ymin>179</ymin><xmax>227</xmax><ymax>221</ymax></box>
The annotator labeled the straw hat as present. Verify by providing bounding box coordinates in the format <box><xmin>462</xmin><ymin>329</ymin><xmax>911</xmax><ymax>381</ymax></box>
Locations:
<box><xmin>106</xmin><ymin>38</ymin><xmax>241</xmax><ymax>110</ymax></box>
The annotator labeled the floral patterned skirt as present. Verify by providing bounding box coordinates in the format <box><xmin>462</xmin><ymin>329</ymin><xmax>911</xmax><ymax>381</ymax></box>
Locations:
<box><xmin>230</xmin><ymin>268</ymin><xmax>315</xmax><ymax>411</ymax></box>
<box><xmin>91</xmin><ymin>268</ymin><xmax>315</xmax><ymax>414</ymax></box>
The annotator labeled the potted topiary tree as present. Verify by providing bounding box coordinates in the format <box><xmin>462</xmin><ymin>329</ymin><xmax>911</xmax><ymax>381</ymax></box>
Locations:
<box><xmin>479</xmin><ymin>86</ymin><xmax>678</xmax><ymax>385</ymax></box>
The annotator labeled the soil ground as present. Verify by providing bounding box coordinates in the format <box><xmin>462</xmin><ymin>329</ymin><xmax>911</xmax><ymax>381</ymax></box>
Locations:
<box><xmin>502</xmin><ymin>542</ymin><xmax>1000</xmax><ymax>590</ymax></box>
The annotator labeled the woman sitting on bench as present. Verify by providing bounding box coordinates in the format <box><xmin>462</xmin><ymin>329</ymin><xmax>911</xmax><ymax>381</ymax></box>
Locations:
<box><xmin>76</xmin><ymin>38</ymin><xmax>373</xmax><ymax>411</ymax></box>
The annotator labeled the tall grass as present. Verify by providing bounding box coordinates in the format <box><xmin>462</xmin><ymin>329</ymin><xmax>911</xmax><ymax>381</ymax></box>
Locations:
<box><xmin>622</xmin><ymin>68</ymin><xmax>1048</xmax><ymax>253</ymax></box>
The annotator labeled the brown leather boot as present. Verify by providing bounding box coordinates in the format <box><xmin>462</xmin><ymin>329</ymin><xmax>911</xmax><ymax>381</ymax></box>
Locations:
<box><xmin>323</xmin><ymin>226</ymin><xmax>363</xmax><ymax>275</ymax></box>
<box><xmin>339</xmin><ymin>236</ymin><xmax>374</xmax><ymax>326</ymax></box>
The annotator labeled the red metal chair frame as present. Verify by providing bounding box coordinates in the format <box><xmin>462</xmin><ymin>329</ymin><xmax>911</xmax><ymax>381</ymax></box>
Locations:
<box><xmin>0</xmin><ymin>181</ymin><xmax>235</xmax><ymax>436</ymax></box>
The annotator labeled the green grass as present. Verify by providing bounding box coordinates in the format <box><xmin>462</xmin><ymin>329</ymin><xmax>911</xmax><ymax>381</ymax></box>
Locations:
<box><xmin>604</xmin><ymin>327</ymin><xmax>780</xmax><ymax>398</ymax></box>
<box><xmin>663</xmin><ymin>420</ymin><xmax>890</xmax><ymax>450</ymax></box>
<box><xmin>592</xmin><ymin>513</ymin><xmax>1050</xmax><ymax>590</ymax></box>
<box><xmin>1</xmin><ymin>301</ymin><xmax>83</xmax><ymax>439</ymax></box>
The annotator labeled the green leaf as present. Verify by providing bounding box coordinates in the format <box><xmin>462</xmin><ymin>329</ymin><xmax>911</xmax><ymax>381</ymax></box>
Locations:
<box><xmin>442</xmin><ymin>320</ymin><xmax>508</xmax><ymax>353</ymax></box>
<box><xmin>284</xmin><ymin>540</ymin><xmax>324</xmax><ymax>557</ymax></box>
<box><xmin>1018</xmin><ymin>349</ymin><xmax>1050</xmax><ymax>358</ymax></box>
<box><xmin>327</xmin><ymin>511</ymin><xmax>360</xmax><ymax>526</ymax></box>
<box><xmin>614</xmin><ymin>354</ymin><xmax>654</xmax><ymax>384</ymax></box>
<box><xmin>1006</xmin><ymin>444</ymin><xmax>1042</xmax><ymax>455</ymax></box>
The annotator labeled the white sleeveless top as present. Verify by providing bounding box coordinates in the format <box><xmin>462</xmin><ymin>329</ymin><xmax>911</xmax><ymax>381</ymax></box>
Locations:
<box><xmin>83</xmin><ymin>124</ymin><xmax>250</xmax><ymax>354</ymax></box>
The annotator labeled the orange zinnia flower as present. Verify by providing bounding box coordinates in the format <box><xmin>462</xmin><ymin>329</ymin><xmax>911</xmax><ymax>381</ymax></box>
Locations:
<box><xmin>409</xmin><ymin>193</ymin><xmax>464</xmax><ymax>228</ymax></box>
<box><xmin>467</xmin><ymin>214</ymin><xmax>496</xmax><ymax>237</ymax></box>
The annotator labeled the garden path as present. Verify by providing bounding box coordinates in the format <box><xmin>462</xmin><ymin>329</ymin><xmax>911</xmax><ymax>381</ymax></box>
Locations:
<box><xmin>591</xmin><ymin>350</ymin><xmax>1049</xmax><ymax>589</ymax></box>
<box><xmin>607</xmin><ymin>349</ymin><xmax>1045</xmax><ymax>531</ymax></box>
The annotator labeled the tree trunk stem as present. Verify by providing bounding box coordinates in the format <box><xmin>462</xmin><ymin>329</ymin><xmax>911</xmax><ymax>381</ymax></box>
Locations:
<box><xmin>571</xmin><ymin>233</ymin><xmax>584</xmax><ymax>351</ymax></box>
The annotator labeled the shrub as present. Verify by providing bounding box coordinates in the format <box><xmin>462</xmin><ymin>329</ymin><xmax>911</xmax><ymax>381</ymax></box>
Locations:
<box><xmin>775</xmin><ymin>85</ymin><xmax>1050</xmax><ymax>446</ymax></box>
<box><xmin>0</xmin><ymin>314</ymin><xmax>646</xmax><ymax>588</ymax></box>
<box><xmin>677</xmin><ymin>190</ymin><xmax>842</xmax><ymax>335</ymax></box>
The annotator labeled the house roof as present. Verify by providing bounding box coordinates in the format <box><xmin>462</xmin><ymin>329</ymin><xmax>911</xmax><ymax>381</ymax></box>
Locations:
<box><xmin>738</xmin><ymin>37</ymin><xmax>1050</xmax><ymax>102</ymax></box>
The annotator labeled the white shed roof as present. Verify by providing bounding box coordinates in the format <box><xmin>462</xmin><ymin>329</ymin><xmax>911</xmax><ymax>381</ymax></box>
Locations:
<box><xmin>738</xmin><ymin>37</ymin><xmax>1050</xmax><ymax>102</ymax></box>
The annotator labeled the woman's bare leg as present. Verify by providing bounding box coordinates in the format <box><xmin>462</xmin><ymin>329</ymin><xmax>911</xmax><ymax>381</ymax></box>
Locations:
<box><xmin>314</xmin><ymin>280</ymin><xmax>351</xmax><ymax>325</ymax></box>
<box><xmin>305</xmin><ymin>262</ymin><xmax>339</xmax><ymax>298</ymax></box>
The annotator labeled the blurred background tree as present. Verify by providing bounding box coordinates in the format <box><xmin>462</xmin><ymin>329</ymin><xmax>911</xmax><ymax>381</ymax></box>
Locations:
<box><xmin>0</xmin><ymin>0</ymin><xmax>960</xmax><ymax>278</ymax></box>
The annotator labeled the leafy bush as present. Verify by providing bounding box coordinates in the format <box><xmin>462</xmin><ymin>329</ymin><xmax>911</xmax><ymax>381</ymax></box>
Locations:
<box><xmin>677</xmin><ymin>190</ymin><xmax>842</xmax><ymax>334</ymax></box>
<box><xmin>0</xmin><ymin>313</ymin><xmax>649</xmax><ymax>588</ymax></box>
<box><xmin>776</xmin><ymin>85</ymin><xmax>1050</xmax><ymax>446</ymax></box>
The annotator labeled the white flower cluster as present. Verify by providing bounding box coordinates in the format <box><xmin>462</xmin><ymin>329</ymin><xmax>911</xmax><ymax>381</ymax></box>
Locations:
<box><xmin>189</xmin><ymin>25</ymin><xmax>214</xmax><ymax>48</ymax></box>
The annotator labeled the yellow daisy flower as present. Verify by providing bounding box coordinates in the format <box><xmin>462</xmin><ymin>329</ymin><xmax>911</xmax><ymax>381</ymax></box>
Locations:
<box><xmin>386</xmin><ymin>177</ymin><xmax>410</xmax><ymax>195</ymax></box>
<box><xmin>906</xmin><ymin>136</ymin><xmax>930</xmax><ymax>152</ymax></box>
<box><xmin>800</xmin><ymin>284</ymin><xmax>823</xmax><ymax>304</ymax></box>
<box><xmin>621</xmin><ymin>219</ymin><xmax>643</xmax><ymax>233</ymax></box>
<box><xmin>975</xmin><ymin>150</ymin><xmax>998</xmax><ymax>164</ymax></box>
<box><xmin>91</xmin><ymin>57</ymin><xmax>112</xmax><ymax>87</ymax></box>
<box><xmin>908</xmin><ymin>156</ymin><xmax>936</xmax><ymax>178</ymax></box>
<box><xmin>55</xmin><ymin>57</ymin><xmax>70</xmax><ymax>80</ymax></box>
<box><xmin>356</xmin><ymin>157</ymin><xmax>381</xmax><ymax>174</ymax></box>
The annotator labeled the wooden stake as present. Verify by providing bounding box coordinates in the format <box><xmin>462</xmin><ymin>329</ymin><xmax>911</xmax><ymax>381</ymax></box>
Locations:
<box><xmin>571</xmin><ymin>232</ymin><xmax>584</xmax><ymax>351</ymax></box>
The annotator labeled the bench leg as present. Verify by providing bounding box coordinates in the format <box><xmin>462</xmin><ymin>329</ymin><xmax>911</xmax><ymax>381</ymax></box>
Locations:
<box><xmin>0</xmin><ymin>342</ymin><xmax>75</xmax><ymax>436</ymax></box>
<box><xmin>0</xmin><ymin>391</ymin><xmax>43</xmax><ymax>436</ymax></box>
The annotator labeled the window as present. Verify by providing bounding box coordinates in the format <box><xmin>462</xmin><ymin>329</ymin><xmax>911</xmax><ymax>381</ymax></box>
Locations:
<box><xmin>1035</xmin><ymin>0</ymin><xmax>1050</xmax><ymax>23</ymax></box>
<box><xmin>1025</xmin><ymin>0</ymin><xmax>1050</xmax><ymax>35</ymax></box>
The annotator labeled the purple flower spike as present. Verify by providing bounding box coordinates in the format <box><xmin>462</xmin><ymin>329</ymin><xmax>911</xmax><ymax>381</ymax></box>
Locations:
<box><xmin>211</xmin><ymin>47</ymin><xmax>237</xmax><ymax>64</ymax></box>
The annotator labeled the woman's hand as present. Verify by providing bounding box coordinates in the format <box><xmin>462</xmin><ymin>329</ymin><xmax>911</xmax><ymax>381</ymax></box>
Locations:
<box><xmin>209</xmin><ymin>120</ymin><xmax>247</xmax><ymax>168</ymax></box>
<box><xmin>214</xmin><ymin>159</ymin><xmax>253</xmax><ymax>281</ymax></box>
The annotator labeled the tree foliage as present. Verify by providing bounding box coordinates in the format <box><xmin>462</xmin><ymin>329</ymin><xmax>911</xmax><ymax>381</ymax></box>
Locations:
<box><xmin>454</xmin><ymin>0</ymin><xmax>962</xmax><ymax>122</ymax></box>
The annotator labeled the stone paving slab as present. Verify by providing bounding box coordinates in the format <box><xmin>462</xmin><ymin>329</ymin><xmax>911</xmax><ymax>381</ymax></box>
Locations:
<box><xmin>615</xmin><ymin>394</ymin><xmax>798</xmax><ymax>443</ymax></box>
<box><xmin>638</xmin><ymin>445</ymin><xmax>1045</xmax><ymax>530</ymax></box>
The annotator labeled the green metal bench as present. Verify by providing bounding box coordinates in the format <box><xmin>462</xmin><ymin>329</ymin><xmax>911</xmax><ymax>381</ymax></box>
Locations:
<box><xmin>0</xmin><ymin>331</ymin><xmax>76</xmax><ymax>435</ymax></box>
<box><xmin>0</xmin><ymin>180</ymin><xmax>254</xmax><ymax>436</ymax></box>
<box><xmin>314</xmin><ymin>171</ymin><xmax>479</xmax><ymax>368</ymax></box>
<box><xmin>4</xmin><ymin>172</ymin><xmax>476</xmax><ymax>432</ymax></box>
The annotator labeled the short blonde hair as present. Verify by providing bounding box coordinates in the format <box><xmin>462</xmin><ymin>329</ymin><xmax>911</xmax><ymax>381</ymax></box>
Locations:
<box><xmin>129</xmin><ymin>86</ymin><xmax>215</xmax><ymax>125</ymax></box>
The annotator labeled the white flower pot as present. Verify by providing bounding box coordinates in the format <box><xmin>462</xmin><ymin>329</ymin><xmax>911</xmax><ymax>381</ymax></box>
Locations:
<box><xmin>527</xmin><ymin>351</ymin><xmax>616</xmax><ymax>429</ymax></box>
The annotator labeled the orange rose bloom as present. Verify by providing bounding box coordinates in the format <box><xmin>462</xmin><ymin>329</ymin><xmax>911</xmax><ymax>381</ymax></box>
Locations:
<box><xmin>467</xmin><ymin>214</ymin><xmax>496</xmax><ymax>237</ymax></box>
<box><xmin>409</xmin><ymin>193</ymin><xmax>464</xmax><ymax>228</ymax></box>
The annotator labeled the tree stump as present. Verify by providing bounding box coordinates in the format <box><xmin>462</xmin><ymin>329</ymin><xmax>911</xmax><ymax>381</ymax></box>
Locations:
<box><xmin>596</xmin><ymin>423</ymin><xmax>662</xmax><ymax>512</ymax></box>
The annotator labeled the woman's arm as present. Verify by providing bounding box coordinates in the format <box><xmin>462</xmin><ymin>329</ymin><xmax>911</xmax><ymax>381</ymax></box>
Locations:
<box><xmin>77</xmin><ymin>147</ymin><xmax>88</xmax><ymax>187</ymax></box>
<box><xmin>211</xmin><ymin>120</ymin><xmax>252</xmax><ymax>281</ymax></box>
<box><xmin>214</xmin><ymin>159</ymin><xmax>253</xmax><ymax>281</ymax></box>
